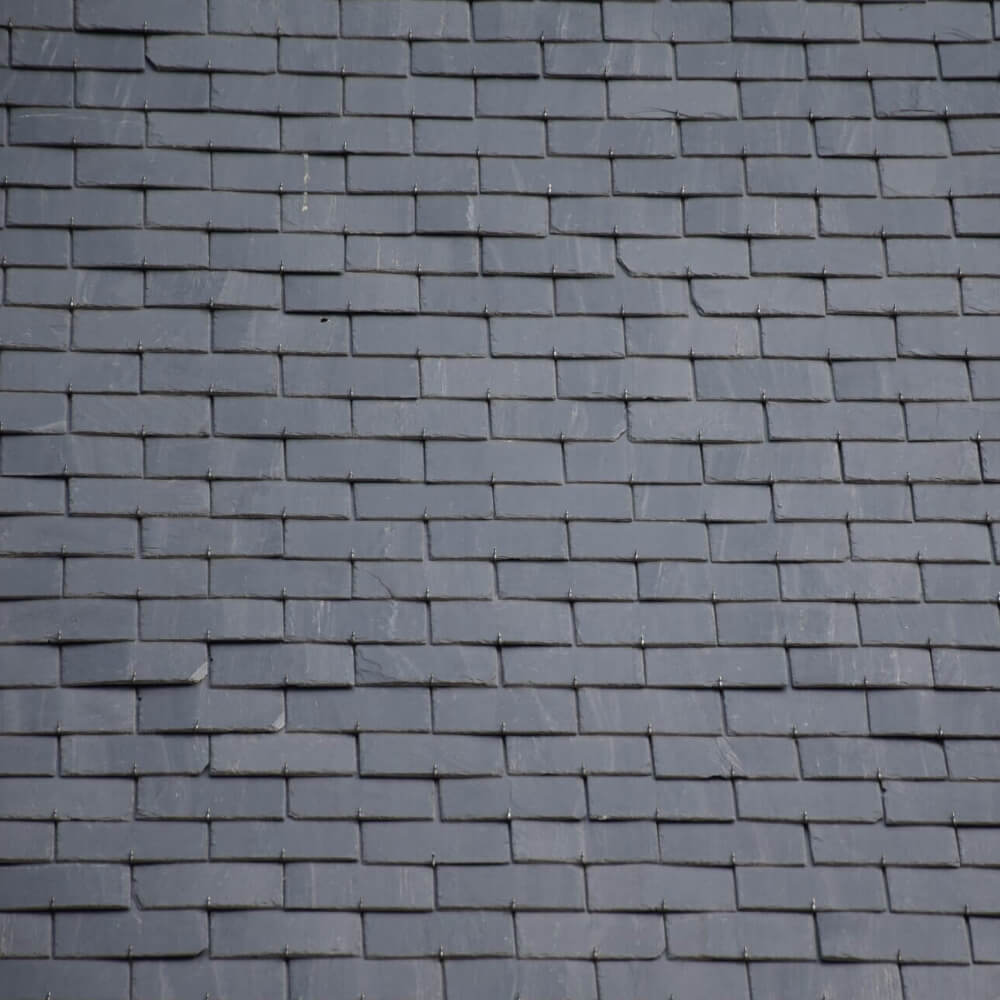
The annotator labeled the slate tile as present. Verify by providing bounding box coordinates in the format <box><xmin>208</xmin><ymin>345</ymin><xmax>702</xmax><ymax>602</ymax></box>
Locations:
<box><xmin>634</xmin><ymin>485</ymin><xmax>772</xmax><ymax>522</ymax></box>
<box><xmin>859</xmin><ymin>603</ymin><xmax>1000</xmax><ymax>647</ymax></box>
<box><xmin>507</xmin><ymin>736</ymin><xmax>651</xmax><ymax>776</ymax></box>
<box><xmin>433</xmin><ymin>688</ymin><xmax>577</xmax><ymax>735</ymax></box>
<box><xmin>0</xmin><ymin>863</ymin><xmax>129</xmax><ymax>909</ymax></box>
<box><xmin>422</xmin><ymin>276</ymin><xmax>553</xmax><ymax>315</ymax></box>
<box><xmin>211</xmin><ymin>733</ymin><xmax>356</xmax><ymax>775</ymax></box>
<box><xmin>145</xmin><ymin>438</ymin><xmax>283</xmax><ymax>480</ymax></box>
<box><xmin>565</xmin><ymin>441</ymin><xmax>702</xmax><ymax>483</ymax></box>
<box><xmin>500</xmin><ymin>558</ymin><xmax>634</xmax><ymax>601</ymax></box>
<box><xmin>552</xmin><ymin>196</ymin><xmax>681</xmax><ymax>237</ymax></box>
<box><xmin>588</xmin><ymin>863</ymin><xmax>734</xmax><ymax>912</ymax></box>
<box><xmin>438</xmin><ymin>776</ymin><xmax>585</xmax><ymax>821</ymax></box>
<box><xmin>500</xmin><ymin>646</ymin><xmax>643</xmax><ymax>688</ymax></box>
<box><xmin>0</xmin><ymin>736</ymin><xmax>56</xmax><ymax>775</ymax></box>
<box><xmin>741</xmin><ymin>81</ymin><xmax>871</xmax><ymax>118</ymax></box>
<box><xmin>516</xmin><ymin>912</ymin><xmax>664</xmax><ymax>959</ymax></box>
<box><xmin>639</xmin><ymin>562</ymin><xmax>778</xmax><ymax>601</ymax></box>
<box><xmin>799</xmin><ymin>737</ymin><xmax>945</xmax><ymax>780</ymax></box>
<box><xmin>363</xmin><ymin>821</ymin><xmax>510</xmax><ymax>864</ymax></box>
<box><xmin>210</xmin><ymin>820</ymin><xmax>359</xmax><ymax>862</ymax></box>
<box><xmin>416</xmin><ymin>117</ymin><xmax>544</xmax><ymax>158</ymax></box>
<box><xmin>549</xmin><ymin>121</ymin><xmax>678</xmax><ymax>159</ymax></box>
<box><xmin>709</xmin><ymin>523</ymin><xmax>848</xmax><ymax>562</ymax></box>
<box><xmin>432</xmin><ymin>600</ymin><xmax>572</xmax><ymax>645</ymax></box>
<box><xmin>579</xmin><ymin>689</ymin><xmax>721</xmax><ymax>735</ymax></box>
<box><xmin>354</xmin><ymin>400</ymin><xmax>488</xmax><ymax>439</ymax></box>
<box><xmin>133</xmin><ymin>959</ymin><xmax>284</xmax><ymax>1000</ymax></box>
<box><xmin>738</xmin><ymin>866</ymin><xmax>887</xmax><ymax>911</ymax></box>
<box><xmin>870</xmin><ymin>690</ymin><xmax>1000</xmax><ymax>737</ymax></box>
<box><xmin>791</xmin><ymin>647</ymin><xmax>932</xmax><ymax>688</ymax></box>
<box><xmin>588</xmin><ymin>775</ymin><xmax>735</xmax><ymax>821</ymax></box>
<box><xmin>287</xmin><ymin>440</ymin><xmax>423</xmax><ymax>482</ymax></box>
<box><xmin>0</xmin><ymin>645</ymin><xmax>58</xmax><ymax>686</ymax></box>
<box><xmin>361</xmin><ymin>318</ymin><xmax>488</xmax><ymax>358</ymax></box>
<box><xmin>704</xmin><ymin>442</ymin><xmax>841</xmax><ymax>483</ymax></box>
<box><xmin>737</xmin><ymin>780</ymin><xmax>883</xmax><ymax>823</ymax></box>
<box><xmin>751</xmin><ymin>236</ymin><xmax>882</xmax><ymax>276</ymax></box>
<box><xmin>286</xmin><ymin>598</ymin><xmax>428</xmax><ymax>643</ymax></box>
<box><xmin>140</xmin><ymin>598</ymin><xmax>284</xmax><ymax>641</ymax></box>
<box><xmin>751</xmin><ymin>964</ymin><xmax>902</xmax><ymax>1000</ymax></box>
<box><xmin>842</xmin><ymin>442</ymin><xmax>980</xmax><ymax>482</ymax></box>
<box><xmin>961</xmin><ymin>829</ymin><xmax>1000</xmax><ymax>865</ymax></box>
<box><xmin>212</xmin><ymin>559</ymin><xmax>349</xmax><ymax>599</ymax></box>
<box><xmin>365</xmin><ymin>912</ymin><xmax>514</xmax><ymax>958</ymax></box>
<box><xmin>767</xmin><ymin>402</ymin><xmax>905</xmax><ymax>441</ymax></box>
<box><xmin>491</xmin><ymin>317</ymin><xmax>624</xmax><ymax>358</ymax></box>
<box><xmin>599</xmin><ymin>960</ymin><xmax>747</xmax><ymax>1000</ymax></box>
<box><xmin>352</xmin><ymin>559</ymin><xmax>492</xmax><ymax>599</ymax></box>
<box><xmin>821</xmin><ymin>196</ymin><xmax>951</xmax><ymax>236</ymax></box>
<box><xmin>287</xmin><ymin>687</ymin><xmax>429</xmax><ymax>733</ymax></box>
<box><xmin>134</xmin><ymin>863</ymin><xmax>282</xmax><ymax>909</ymax></box>
<box><xmin>55</xmin><ymin>910</ymin><xmax>206</xmax><ymax>958</ymax></box>
<box><xmin>282</xmin><ymin>118</ymin><xmax>413</xmax><ymax>156</ymax></box>
<box><xmin>668</xmin><ymin>912</ymin><xmax>816</xmax><ymax>959</ymax></box>
<box><xmin>355</xmin><ymin>644</ymin><xmax>496</xmax><ymax>686</ymax></box>
<box><xmin>10</xmin><ymin>108</ymin><xmax>145</xmax><ymax>146</ymax></box>
<box><xmin>139</xmin><ymin>685</ymin><xmax>283</xmax><ymax>733</ymax></box>
<box><xmin>971</xmin><ymin>921</ymin><xmax>1000</xmax><ymax>963</ymax></box>
<box><xmin>148</xmin><ymin>35</ymin><xmax>276</xmax><ymax>72</ymax></box>
<box><xmin>886</xmin><ymin>782</ymin><xmax>1000</xmax><ymax>825</ymax></box>
<box><xmin>286</xmin><ymin>862</ymin><xmax>431</xmax><ymax>909</ymax></box>
<box><xmin>659</xmin><ymin>821</ymin><xmax>808</xmax><ymax>866</ymax></box>
<box><xmin>652</xmin><ymin>736</ymin><xmax>798</xmax><ymax>779</ymax></box>
<box><xmin>816</xmin><ymin>118</ymin><xmax>950</xmax><ymax>158</ymax></box>
<box><xmin>808</xmin><ymin>41</ymin><xmax>938</xmax><ymax>78</ymax></box>
<box><xmin>290</xmin><ymin>959</ymin><xmax>442</xmax><ymax>1000</ymax></box>
<box><xmin>57</xmin><ymin>821</ymin><xmax>207</xmax><ymax>863</ymax></box>
<box><xmin>570</xmin><ymin>520</ymin><xmax>706</xmax><ymax>560</ymax></box>
<box><xmin>210</xmin><ymin>642</ymin><xmax>354</xmax><ymax>688</ymax></box>
<box><xmin>78</xmin><ymin>0</ymin><xmax>204</xmax><ymax>31</ymax></box>
<box><xmin>483</xmin><ymin>156</ymin><xmax>612</xmax><ymax>197</ymax></box>
<box><xmin>904</xmin><ymin>966</ymin><xmax>997</xmax><ymax>1000</ymax></box>
<box><xmin>725</xmin><ymin>691</ymin><xmax>867</xmax><ymax>735</ymax></box>
<box><xmin>211</xmin><ymin>910</ymin><xmax>361</xmax><ymax>957</ymax></box>
<box><xmin>0</xmin><ymin>912</ymin><xmax>50</xmax><ymax>956</ymax></box>
<box><xmin>495</xmin><ymin>485</ymin><xmax>631</xmax><ymax>521</ymax></box>
<box><xmin>437</xmin><ymin>863</ymin><xmax>584</xmax><ymax>911</ymax></box>
<box><xmin>213</xmin><ymin>151</ymin><xmax>346</xmax><ymax>193</ymax></box>
<box><xmin>945</xmin><ymin>741</ymin><xmax>1000</xmax><ymax>779</ymax></box>
<box><xmin>417</xmin><ymin>194</ymin><xmax>546</xmax><ymax>236</ymax></box>
<box><xmin>359</xmin><ymin>733</ymin><xmax>503</xmax><ymax>776</ymax></box>
<box><xmin>645</xmin><ymin>646</ymin><xmax>789</xmax><ymax>688</ymax></box>
<box><xmin>934</xmin><ymin>648</ymin><xmax>1000</xmax><ymax>688</ymax></box>
<box><xmin>888</xmin><ymin>867</ymin><xmax>1000</xmax><ymax>913</ymax></box>
<box><xmin>0</xmin><ymin>960</ymin><xmax>129</xmax><ymax>1000</ymax></box>
<box><xmin>0</xmin><ymin>689</ymin><xmax>134</xmax><ymax>734</ymax></box>
<box><xmin>411</xmin><ymin>41</ymin><xmax>540</xmax><ymax>77</ymax></box>
<box><xmin>479</xmin><ymin>78</ymin><xmax>605</xmax><ymax>119</ymax></box>
<box><xmin>137</xmin><ymin>775</ymin><xmax>284</xmax><ymax>820</ymax></box>
<box><xmin>773</xmin><ymin>484</ymin><xmax>912</xmax><ymax>522</ymax></box>
<box><xmin>810</xmin><ymin>823</ymin><xmax>959</xmax><ymax>867</ymax></box>
<box><xmin>62</xmin><ymin>734</ymin><xmax>208</xmax><ymax>776</ymax></box>
<box><xmin>852</xmin><ymin>523</ymin><xmax>991</xmax><ymax>562</ymax></box>
<box><xmin>289</xmin><ymin>777</ymin><xmax>434</xmax><ymax>820</ymax></box>
<box><xmin>614</xmin><ymin>157</ymin><xmax>742</xmax><ymax>196</ymax></box>
<box><xmin>575</xmin><ymin>601</ymin><xmax>717</xmax><ymax>647</ymax></box>
<box><xmin>0</xmin><ymin>556</ymin><xmax>60</xmax><ymax>596</ymax></box>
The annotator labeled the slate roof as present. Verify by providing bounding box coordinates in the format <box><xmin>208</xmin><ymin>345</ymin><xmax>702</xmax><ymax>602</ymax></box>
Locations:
<box><xmin>1</xmin><ymin>0</ymin><xmax>1000</xmax><ymax>997</ymax></box>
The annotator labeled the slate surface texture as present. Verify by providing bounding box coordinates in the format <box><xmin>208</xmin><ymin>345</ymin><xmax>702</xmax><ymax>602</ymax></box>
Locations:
<box><xmin>1</xmin><ymin>0</ymin><xmax>1000</xmax><ymax>997</ymax></box>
